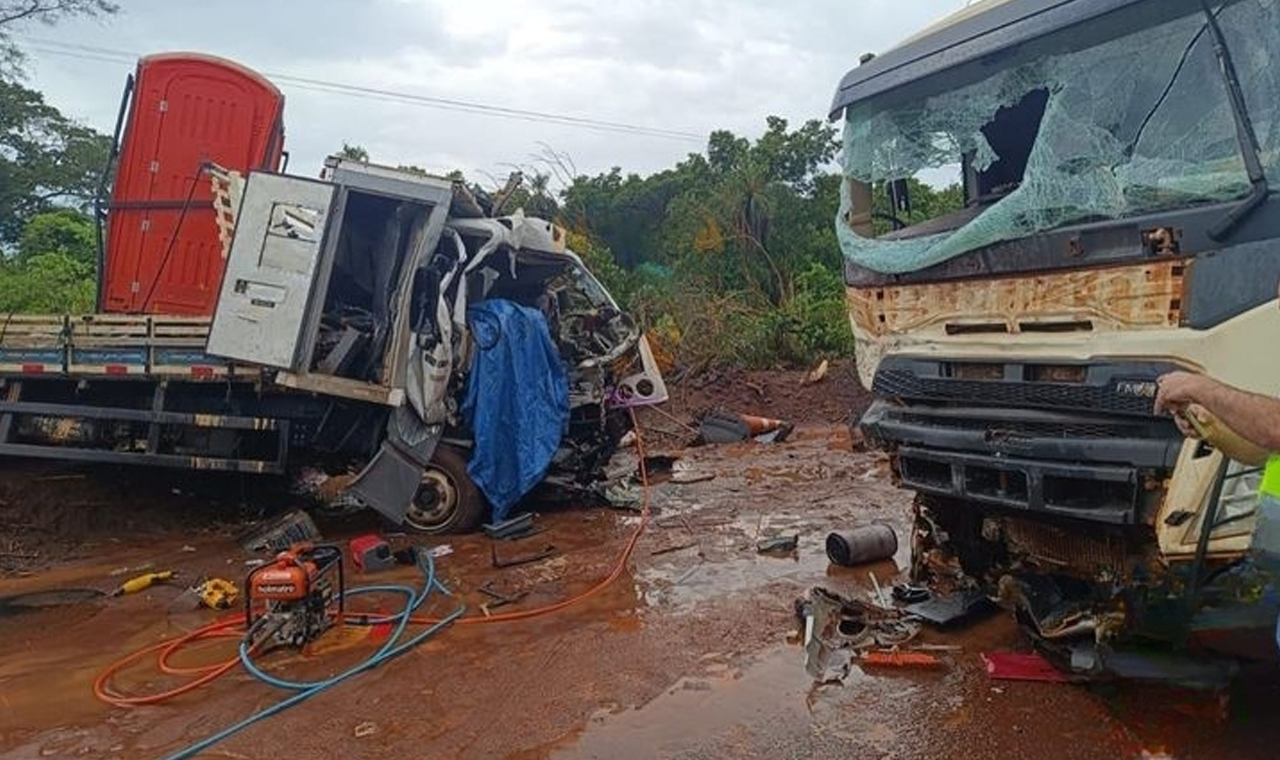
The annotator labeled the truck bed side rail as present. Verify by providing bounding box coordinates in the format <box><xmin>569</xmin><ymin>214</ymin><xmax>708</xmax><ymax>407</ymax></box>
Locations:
<box><xmin>0</xmin><ymin>315</ymin><xmax>259</xmax><ymax>379</ymax></box>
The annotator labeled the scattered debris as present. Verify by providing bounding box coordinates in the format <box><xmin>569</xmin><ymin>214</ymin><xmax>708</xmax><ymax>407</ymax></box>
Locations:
<box><xmin>868</xmin><ymin>571</ymin><xmax>890</xmax><ymax>608</ymax></box>
<box><xmin>426</xmin><ymin>544</ymin><xmax>454</xmax><ymax>558</ymax></box>
<box><xmin>619</xmin><ymin>430</ymin><xmax>638</xmax><ymax>448</ymax></box>
<box><xmin>906</xmin><ymin>589</ymin><xmax>994</xmax><ymax>627</ymax></box>
<box><xmin>697</xmin><ymin>410</ymin><xmax>794</xmax><ymax>445</ymax></box>
<box><xmin>861</xmin><ymin>650</ymin><xmax>943</xmax><ymax>668</ymax></box>
<box><xmin>478</xmin><ymin>581</ymin><xmax>528</xmax><ymax>615</ymax></box>
<box><xmin>350</xmin><ymin>534</ymin><xmax>395</xmax><ymax>573</ymax></box>
<box><xmin>756</xmin><ymin>534</ymin><xmax>799</xmax><ymax>554</ymax></box>
<box><xmin>825</xmin><ymin>524</ymin><xmax>898</xmax><ymax>567</ymax></box>
<box><xmin>111</xmin><ymin>570</ymin><xmax>177</xmax><ymax>597</ymax></box>
<box><xmin>892</xmin><ymin>584</ymin><xmax>930</xmax><ymax>604</ymax></box>
<box><xmin>484</xmin><ymin>513</ymin><xmax>536</xmax><ymax>540</ymax></box>
<box><xmin>353</xmin><ymin>721</ymin><xmax>378</xmax><ymax>738</ymax></box>
<box><xmin>238</xmin><ymin>510</ymin><xmax>321</xmax><ymax>555</ymax></box>
<box><xmin>491</xmin><ymin>543</ymin><xmax>556</xmax><ymax>569</ymax></box>
<box><xmin>982</xmin><ymin>652</ymin><xmax>1070</xmax><ymax>683</ymax></box>
<box><xmin>801</xmin><ymin>587</ymin><xmax>922</xmax><ymax>683</ymax></box>
<box><xmin>651</xmin><ymin>541</ymin><xmax>699</xmax><ymax>556</ymax></box>
<box><xmin>244</xmin><ymin>559</ymin><xmax>266</xmax><ymax>568</ymax></box>
<box><xmin>604</xmin><ymin>483</ymin><xmax>644</xmax><ymax>510</ymax></box>
<box><xmin>180</xmin><ymin>545</ymin><xmax>197</xmax><ymax>553</ymax></box>
<box><xmin>802</xmin><ymin>359</ymin><xmax>830</xmax><ymax>386</ymax></box>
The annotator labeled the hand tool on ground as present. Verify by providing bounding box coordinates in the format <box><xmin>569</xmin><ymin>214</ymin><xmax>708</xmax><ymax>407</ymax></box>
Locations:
<box><xmin>195</xmin><ymin>578</ymin><xmax>239</xmax><ymax>609</ymax></box>
<box><xmin>490</xmin><ymin>542</ymin><xmax>556</xmax><ymax>569</ymax></box>
<box><xmin>111</xmin><ymin>570</ymin><xmax>177</xmax><ymax>597</ymax></box>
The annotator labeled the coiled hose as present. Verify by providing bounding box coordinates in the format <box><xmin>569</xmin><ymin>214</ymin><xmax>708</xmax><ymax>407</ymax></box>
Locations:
<box><xmin>94</xmin><ymin>410</ymin><xmax>654</xmax><ymax>757</ymax></box>
<box><xmin>162</xmin><ymin>551</ymin><xmax>463</xmax><ymax>760</ymax></box>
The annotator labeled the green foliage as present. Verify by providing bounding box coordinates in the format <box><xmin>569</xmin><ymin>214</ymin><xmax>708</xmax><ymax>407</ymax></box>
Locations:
<box><xmin>337</xmin><ymin>142</ymin><xmax>369</xmax><ymax>162</ymax></box>
<box><xmin>560</xmin><ymin>116</ymin><xmax>852</xmax><ymax>369</ymax></box>
<box><xmin>871</xmin><ymin>177</ymin><xmax>964</xmax><ymax>235</ymax></box>
<box><xmin>0</xmin><ymin>78</ymin><xmax>111</xmax><ymax>246</ymax></box>
<box><xmin>18</xmin><ymin>208</ymin><xmax>94</xmax><ymax>264</ymax></box>
<box><xmin>0</xmin><ymin>251</ymin><xmax>95</xmax><ymax>313</ymax></box>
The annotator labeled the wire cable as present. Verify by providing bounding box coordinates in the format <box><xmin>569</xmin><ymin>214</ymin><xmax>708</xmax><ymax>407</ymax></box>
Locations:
<box><xmin>18</xmin><ymin>37</ymin><xmax>705</xmax><ymax>142</ymax></box>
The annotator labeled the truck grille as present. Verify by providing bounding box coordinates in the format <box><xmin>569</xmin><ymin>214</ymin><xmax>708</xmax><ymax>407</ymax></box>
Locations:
<box><xmin>873</xmin><ymin>369</ymin><xmax>1156</xmax><ymax>416</ymax></box>
<box><xmin>869</xmin><ymin>358</ymin><xmax>1184</xmax><ymax>418</ymax></box>
<box><xmin>895</xmin><ymin>413</ymin><xmax>1145</xmax><ymax>440</ymax></box>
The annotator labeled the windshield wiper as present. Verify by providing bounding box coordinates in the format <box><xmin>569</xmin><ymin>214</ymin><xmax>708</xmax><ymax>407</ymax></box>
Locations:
<box><xmin>1199</xmin><ymin>0</ymin><xmax>1270</xmax><ymax>241</ymax></box>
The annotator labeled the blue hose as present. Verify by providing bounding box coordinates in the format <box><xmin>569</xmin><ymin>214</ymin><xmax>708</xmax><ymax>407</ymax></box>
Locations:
<box><xmin>160</xmin><ymin>551</ymin><xmax>464</xmax><ymax>760</ymax></box>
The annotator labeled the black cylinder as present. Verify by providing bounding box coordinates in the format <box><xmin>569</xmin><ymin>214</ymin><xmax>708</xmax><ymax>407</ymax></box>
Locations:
<box><xmin>826</xmin><ymin>524</ymin><xmax>898</xmax><ymax>567</ymax></box>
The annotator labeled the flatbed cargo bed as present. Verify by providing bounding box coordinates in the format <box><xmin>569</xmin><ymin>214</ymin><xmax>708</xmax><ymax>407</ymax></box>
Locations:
<box><xmin>0</xmin><ymin>314</ymin><xmax>254</xmax><ymax>379</ymax></box>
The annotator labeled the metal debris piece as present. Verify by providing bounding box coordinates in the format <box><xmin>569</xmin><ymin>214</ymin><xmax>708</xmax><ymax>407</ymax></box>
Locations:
<box><xmin>906</xmin><ymin>589</ymin><xmax>993</xmax><ymax>627</ymax></box>
<box><xmin>490</xmin><ymin>543</ymin><xmax>556</xmax><ymax>569</ymax></box>
<box><xmin>981</xmin><ymin>652</ymin><xmax>1069</xmax><ymax>683</ymax></box>
<box><xmin>478</xmin><ymin>581</ymin><xmax>528</xmax><ymax>615</ymax></box>
<box><xmin>483</xmin><ymin>513</ymin><xmax>535</xmax><ymax>540</ymax></box>
<box><xmin>353</xmin><ymin>721</ymin><xmax>378</xmax><ymax>738</ymax></box>
<box><xmin>861</xmin><ymin>650</ymin><xmax>942</xmax><ymax>668</ymax></box>
<box><xmin>756</xmin><ymin>535</ymin><xmax>799</xmax><ymax>554</ymax></box>
<box><xmin>801</xmin><ymin>587</ymin><xmax>922</xmax><ymax>683</ymax></box>
<box><xmin>650</xmin><ymin>541</ymin><xmax>699</xmax><ymax>556</ymax></box>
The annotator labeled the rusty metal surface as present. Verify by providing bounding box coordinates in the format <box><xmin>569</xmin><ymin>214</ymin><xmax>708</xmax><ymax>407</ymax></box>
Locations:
<box><xmin>848</xmin><ymin>259</ymin><xmax>1187</xmax><ymax>337</ymax></box>
<box><xmin>1002</xmin><ymin>516</ymin><xmax>1131</xmax><ymax>579</ymax></box>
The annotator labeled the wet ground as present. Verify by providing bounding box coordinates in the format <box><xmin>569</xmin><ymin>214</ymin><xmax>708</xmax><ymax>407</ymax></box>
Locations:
<box><xmin>2</xmin><ymin>424</ymin><xmax>1280</xmax><ymax>759</ymax></box>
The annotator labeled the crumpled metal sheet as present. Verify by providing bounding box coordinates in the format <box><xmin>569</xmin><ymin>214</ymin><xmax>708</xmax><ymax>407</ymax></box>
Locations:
<box><xmin>801</xmin><ymin>587</ymin><xmax>921</xmax><ymax>683</ymax></box>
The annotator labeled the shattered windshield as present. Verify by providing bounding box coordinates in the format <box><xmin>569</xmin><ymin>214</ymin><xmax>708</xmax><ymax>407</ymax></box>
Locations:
<box><xmin>838</xmin><ymin>0</ymin><xmax>1280</xmax><ymax>275</ymax></box>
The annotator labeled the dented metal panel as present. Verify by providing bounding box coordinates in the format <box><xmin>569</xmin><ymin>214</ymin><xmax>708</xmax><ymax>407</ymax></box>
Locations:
<box><xmin>848</xmin><ymin>259</ymin><xmax>1187</xmax><ymax>337</ymax></box>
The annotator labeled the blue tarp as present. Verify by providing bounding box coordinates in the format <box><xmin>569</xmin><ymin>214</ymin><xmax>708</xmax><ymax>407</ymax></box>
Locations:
<box><xmin>461</xmin><ymin>299</ymin><xmax>569</xmax><ymax>522</ymax></box>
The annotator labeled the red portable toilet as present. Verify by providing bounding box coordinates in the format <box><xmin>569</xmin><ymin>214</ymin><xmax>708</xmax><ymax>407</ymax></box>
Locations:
<box><xmin>101</xmin><ymin>53</ymin><xmax>286</xmax><ymax>316</ymax></box>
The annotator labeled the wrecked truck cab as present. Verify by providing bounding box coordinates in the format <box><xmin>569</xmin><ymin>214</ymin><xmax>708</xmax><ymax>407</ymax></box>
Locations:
<box><xmin>834</xmin><ymin>0</ymin><xmax>1280</xmax><ymax>680</ymax></box>
<box><xmin>210</xmin><ymin>157</ymin><xmax>666</xmax><ymax>534</ymax></box>
<box><xmin>386</xmin><ymin>211</ymin><xmax>667</xmax><ymax>533</ymax></box>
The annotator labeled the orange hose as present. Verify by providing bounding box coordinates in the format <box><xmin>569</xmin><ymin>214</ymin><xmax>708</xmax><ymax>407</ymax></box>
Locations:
<box><xmin>93</xmin><ymin>409</ymin><xmax>653</xmax><ymax>705</ymax></box>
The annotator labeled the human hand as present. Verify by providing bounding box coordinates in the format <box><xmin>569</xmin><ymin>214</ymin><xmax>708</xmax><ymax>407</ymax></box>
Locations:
<box><xmin>1173</xmin><ymin>403</ymin><xmax>1211</xmax><ymax>439</ymax></box>
<box><xmin>1154</xmin><ymin>371</ymin><xmax>1213</xmax><ymax>415</ymax></box>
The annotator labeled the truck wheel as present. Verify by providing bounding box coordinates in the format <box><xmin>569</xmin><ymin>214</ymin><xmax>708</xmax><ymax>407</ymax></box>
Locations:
<box><xmin>403</xmin><ymin>446</ymin><xmax>487</xmax><ymax>534</ymax></box>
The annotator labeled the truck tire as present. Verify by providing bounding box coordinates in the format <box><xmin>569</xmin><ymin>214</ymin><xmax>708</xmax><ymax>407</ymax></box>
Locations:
<box><xmin>403</xmin><ymin>445</ymin><xmax>487</xmax><ymax>534</ymax></box>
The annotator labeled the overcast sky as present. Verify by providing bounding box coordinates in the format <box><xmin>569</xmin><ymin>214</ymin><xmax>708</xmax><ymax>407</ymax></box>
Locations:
<box><xmin>16</xmin><ymin>0</ymin><xmax>964</xmax><ymax>190</ymax></box>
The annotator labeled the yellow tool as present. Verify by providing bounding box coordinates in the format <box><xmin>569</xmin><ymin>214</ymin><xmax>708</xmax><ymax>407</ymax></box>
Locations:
<box><xmin>195</xmin><ymin>578</ymin><xmax>239</xmax><ymax>610</ymax></box>
<box><xmin>111</xmin><ymin>570</ymin><xmax>177</xmax><ymax>597</ymax></box>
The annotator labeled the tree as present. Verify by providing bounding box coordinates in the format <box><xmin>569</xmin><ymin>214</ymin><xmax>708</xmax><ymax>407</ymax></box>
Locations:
<box><xmin>337</xmin><ymin>142</ymin><xmax>369</xmax><ymax>162</ymax></box>
<box><xmin>0</xmin><ymin>1</ymin><xmax>118</xmax><ymax>80</ymax></box>
<box><xmin>0</xmin><ymin>78</ymin><xmax>111</xmax><ymax>246</ymax></box>
<box><xmin>18</xmin><ymin>208</ymin><xmax>93</xmax><ymax>264</ymax></box>
<box><xmin>0</xmin><ymin>250</ymin><xmax>95</xmax><ymax>312</ymax></box>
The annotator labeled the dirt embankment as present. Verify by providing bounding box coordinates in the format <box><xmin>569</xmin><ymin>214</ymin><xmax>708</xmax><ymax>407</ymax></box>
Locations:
<box><xmin>636</xmin><ymin>359</ymin><xmax>873</xmax><ymax>447</ymax></box>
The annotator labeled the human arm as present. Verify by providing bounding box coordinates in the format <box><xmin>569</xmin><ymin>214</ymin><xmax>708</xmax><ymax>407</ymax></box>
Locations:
<box><xmin>1175</xmin><ymin>404</ymin><xmax>1271</xmax><ymax>466</ymax></box>
<box><xmin>1155</xmin><ymin>371</ymin><xmax>1280</xmax><ymax>452</ymax></box>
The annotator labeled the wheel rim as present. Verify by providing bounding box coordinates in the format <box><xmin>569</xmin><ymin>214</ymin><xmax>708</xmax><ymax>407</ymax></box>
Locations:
<box><xmin>405</xmin><ymin>468</ymin><xmax>460</xmax><ymax>531</ymax></box>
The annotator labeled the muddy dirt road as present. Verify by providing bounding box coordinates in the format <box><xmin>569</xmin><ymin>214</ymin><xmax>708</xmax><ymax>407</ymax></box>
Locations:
<box><xmin>2</xmin><ymin>418</ymin><xmax>1279</xmax><ymax>759</ymax></box>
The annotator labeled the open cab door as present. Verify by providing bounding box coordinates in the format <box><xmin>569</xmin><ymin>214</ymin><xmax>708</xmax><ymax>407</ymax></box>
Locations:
<box><xmin>207</xmin><ymin>161</ymin><xmax>453</xmax><ymax>406</ymax></box>
<box><xmin>207</xmin><ymin>172</ymin><xmax>336</xmax><ymax>370</ymax></box>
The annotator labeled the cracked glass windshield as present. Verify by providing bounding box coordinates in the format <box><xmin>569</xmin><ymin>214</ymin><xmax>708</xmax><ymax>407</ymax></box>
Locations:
<box><xmin>837</xmin><ymin>0</ymin><xmax>1280</xmax><ymax>274</ymax></box>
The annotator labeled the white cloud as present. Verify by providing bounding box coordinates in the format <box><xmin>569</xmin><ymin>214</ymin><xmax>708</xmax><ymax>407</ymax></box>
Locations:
<box><xmin>17</xmin><ymin>0</ymin><xmax>963</xmax><ymax>188</ymax></box>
